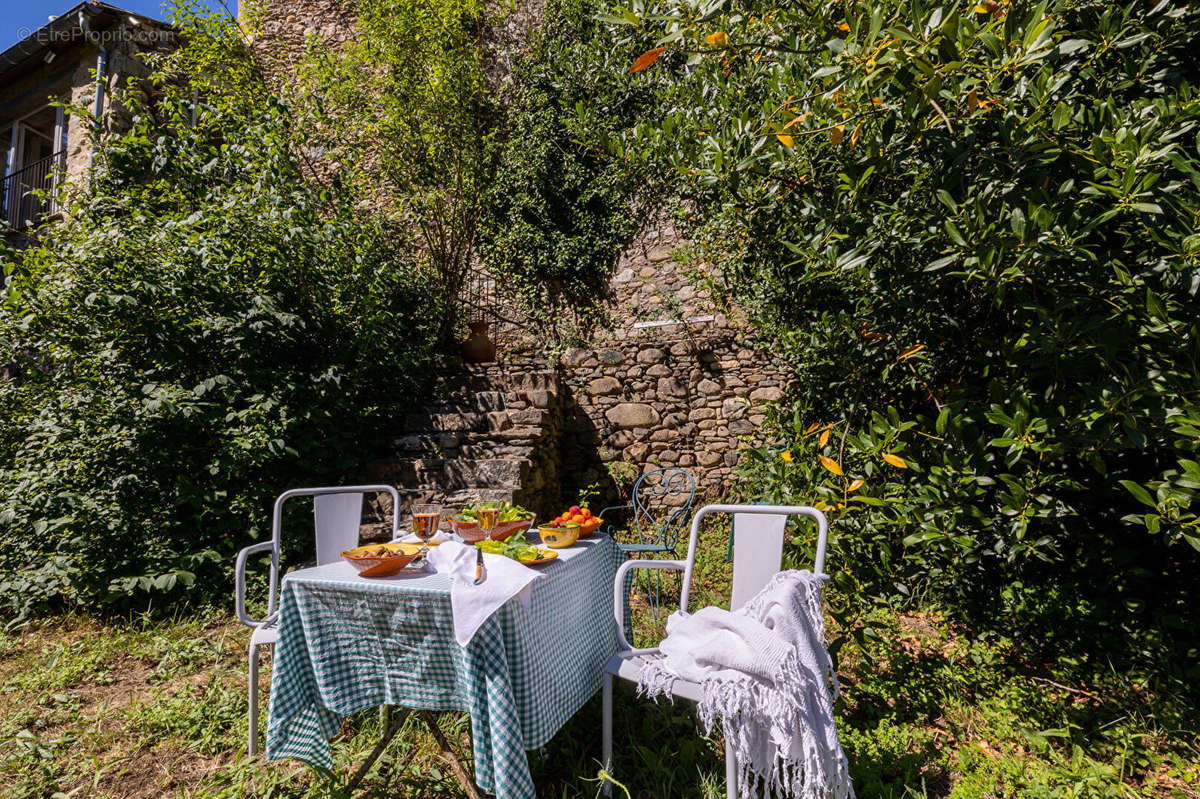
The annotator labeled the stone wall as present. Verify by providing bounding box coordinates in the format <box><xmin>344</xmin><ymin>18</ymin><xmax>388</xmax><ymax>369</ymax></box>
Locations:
<box><xmin>240</xmin><ymin>0</ymin><xmax>356</xmax><ymax>83</ymax></box>
<box><xmin>603</xmin><ymin>210</ymin><xmax>733</xmax><ymax>336</ymax></box>
<box><xmin>557</xmin><ymin>333</ymin><xmax>790</xmax><ymax>503</ymax></box>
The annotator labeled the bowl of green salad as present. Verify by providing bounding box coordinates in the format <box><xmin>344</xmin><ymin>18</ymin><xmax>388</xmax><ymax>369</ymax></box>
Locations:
<box><xmin>449</xmin><ymin>502</ymin><xmax>536</xmax><ymax>543</ymax></box>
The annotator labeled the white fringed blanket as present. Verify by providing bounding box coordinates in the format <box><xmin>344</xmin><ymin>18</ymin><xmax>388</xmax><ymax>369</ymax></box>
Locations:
<box><xmin>637</xmin><ymin>570</ymin><xmax>854</xmax><ymax>799</ymax></box>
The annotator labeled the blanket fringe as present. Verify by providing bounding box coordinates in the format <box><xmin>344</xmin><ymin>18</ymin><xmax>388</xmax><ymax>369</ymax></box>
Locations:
<box><xmin>636</xmin><ymin>571</ymin><xmax>854</xmax><ymax>799</ymax></box>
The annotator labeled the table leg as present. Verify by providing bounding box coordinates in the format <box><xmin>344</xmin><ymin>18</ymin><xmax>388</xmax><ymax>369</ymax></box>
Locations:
<box><xmin>347</xmin><ymin>706</ymin><xmax>412</xmax><ymax>793</ymax></box>
<box><xmin>421</xmin><ymin>710</ymin><xmax>483</xmax><ymax>799</ymax></box>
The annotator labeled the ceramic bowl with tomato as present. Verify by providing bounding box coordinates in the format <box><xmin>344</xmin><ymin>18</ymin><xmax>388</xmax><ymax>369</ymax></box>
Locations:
<box><xmin>538</xmin><ymin>522</ymin><xmax>581</xmax><ymax>549</ymax></box>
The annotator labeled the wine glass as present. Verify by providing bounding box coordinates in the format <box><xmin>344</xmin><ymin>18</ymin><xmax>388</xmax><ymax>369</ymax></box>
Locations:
<box><xmin>412</xmin><ymin>504</ymin><xmax>441</xmax><ymax>546</ymax></box>
<box><xmin>477</xmin><ymin>504</ymin><xmax>499</xmax><ymax>539</ymax></box>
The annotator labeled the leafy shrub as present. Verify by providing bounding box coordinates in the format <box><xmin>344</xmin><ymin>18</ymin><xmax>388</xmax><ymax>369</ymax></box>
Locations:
<box><xmin>0</xmin><ymin>10</ymin><xmax>438</xmax><ymax>618</ymax></box>
<box><xmin>286</xmin><ymin>0</ymin><xmax>498</xmax><ymax>344</ymax></box>
<box><xmin>595</xmin><ymin>0</ymin><xmax>1200</xmax><ymax>672</ymax></box>
<box><xmin>477</xmin><ymin>0</ymin><xmax>666</xmax><ymax>343</ymax></box>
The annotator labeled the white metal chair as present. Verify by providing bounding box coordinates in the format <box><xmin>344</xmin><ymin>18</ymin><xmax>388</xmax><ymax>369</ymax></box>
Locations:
<box><xmin>601</xmin><ymin>503</ymin><xmax>829</xmax><ymax>798</ymax></box>
<box><xmin>235</xmin><ymin>484</ymin><xmax>401</xmax><ymax>755</ymax></box>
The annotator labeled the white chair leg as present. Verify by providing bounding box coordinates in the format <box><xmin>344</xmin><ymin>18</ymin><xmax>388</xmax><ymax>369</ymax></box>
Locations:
<box><xmin>602</xmin><ymin>672</ymin><xmax>613</xmax><ymax>797</ymax></box>
<box><xmin>248</xmin><ymin>642</ymin><xmax>260</xmax><ymax>756</ymax></box>
<box><xmin>724</xmin><ymin>736</ymin><xmax>737</xmax><ymax>799</ymax></box>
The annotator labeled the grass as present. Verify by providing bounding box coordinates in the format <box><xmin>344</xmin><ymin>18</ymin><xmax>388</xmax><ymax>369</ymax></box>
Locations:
<box><xmin>1</xmin><ymin>525</ymin><xmax>1197</xmax><ymax>798</ymax></box>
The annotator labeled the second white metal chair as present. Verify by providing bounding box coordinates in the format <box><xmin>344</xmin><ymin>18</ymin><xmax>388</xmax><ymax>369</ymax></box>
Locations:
<box><xmin>234</xmin><ymin>484</ymin><xmax>401</xmax><ymax>755</ymax></box>
<box><xmin>601</xmin><ymin>503</ymin><xmax>829</xmax><ymax>798</ymax></box>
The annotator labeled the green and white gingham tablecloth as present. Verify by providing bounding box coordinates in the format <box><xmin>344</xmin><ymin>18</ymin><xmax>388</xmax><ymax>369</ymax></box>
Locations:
<box><xmin>265</xmin><ymin>535</ymin><xmax>621</xmax><ymax>799</ymax></box>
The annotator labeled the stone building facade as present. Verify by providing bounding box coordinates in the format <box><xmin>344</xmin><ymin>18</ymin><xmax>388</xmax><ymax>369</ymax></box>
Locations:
<box><xmin>1</xmin><ymin>1</ymin><xmax>174</xmax><ymax>238</ymax></box>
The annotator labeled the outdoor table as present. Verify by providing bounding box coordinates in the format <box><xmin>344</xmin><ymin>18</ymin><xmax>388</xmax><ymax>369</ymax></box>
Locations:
<box><xmin>265</xmin><ymin>534</ymin><xmax>621</xmax><ymax>799</ymax></box>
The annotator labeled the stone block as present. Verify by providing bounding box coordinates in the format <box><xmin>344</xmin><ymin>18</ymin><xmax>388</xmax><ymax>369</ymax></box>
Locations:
<box><xmin>624</xmin><ymin>442</ymin><xmax>651</xmax><ymax>461</ymax></box>
<box><xmin>636</xmin><ymin>347</ymin><xmax>665</xmax><ymax>364</ymax></box>
<box><xmin>606</xmin><ymin>403</ymin><xmax>660</xmax><ymax>428</ymax></box>
<box><xmin>670</xmin><ymin>342</ymin><xmax>692</xmax><ymax>356</ymax></box>
<box><xmin>697</xmin><ymin>378</ymin><xmax>722</xmax><ymax>395</ymax></box>
<box><xmin>646</xmin><ymin>364</ymin><xmax>673</xmax><ymax>377</ymax></box>
<box><xmin>657</xmin><ymin>377</ymin><xmax>687</xmax><ymax>398</ymax></box>
<box><xmin>697</xmin><ymin>451</ymin><xmax>723</xmax><ymax>467</ymax></box>
<box><xmin>662</xmin><ymin>412</ymin><xmax>687</xmax><ymax>428</ymax></box>
<box><xmin>722</xmin><ymin>398</ymin><xmax>748</xmax><ymax>419</ymax></box>
<box><xmin>648</xmin><ymin>245</ymin><xmax>673</xmax><ymax>262</ymax></box>
<box><xmin>750</xmin><ymin>386</ymin><xmax>785</xmax><ymax>403</ymax></box>
<box><xmin>527</xmin><ymin>389</ymin><xmax>553</xmax><ymax>408</ymax></box>
<box><xmin>562</xmin><ymin>348</ymin><xmax>590</xmax><ymax>367</ymax></box>
<box><xmin>597</xmin><ymin>348</ymin><xmax>626</xmax><ymax>365</ymax></box>
<box><xmin>587</xmin><ymin>376</ymin><xmax>621</xmax><ymax>396</ymax></box>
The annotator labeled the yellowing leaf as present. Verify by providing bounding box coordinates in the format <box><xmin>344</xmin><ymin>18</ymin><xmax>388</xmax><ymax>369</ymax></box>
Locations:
<box><xmin>806</xmin><ymin>422</ymin><xmax>822</xmax><ymax>434</ymax></box>
<box><xmin>630</xmin><ymin>47</ymin><xmax>665</xmax><ymax>73</ymax></box>
<box><xmin>898</xmin><ymin>344</ymin><xmax>926</xmax><ymax>360</ymax></box>
<box><xmin>836</xmin><ymin>22</ymin><xmax>850</xmax><ymax>33</ymax></box>
<box><xmin>830</xmin><ymin>125</ymin><xmax>845</xmax><ymax>145</ymax></box>
<box><xmin>819</xmin><ymin>455</ymin><xmax>844</xmax><ymax>476</ymax></box>
<box><xmin>784</xmin><ymin>113</ymin><xmax>809</xmax><ymax>129</ymax></box>
<box><xmin>776</xmin><ymin>134</ymin><xmax>794</xmax><ymax>148</ymax></box>
<box><xmin>818</xmin><ymin>429</ymin><xmax>831</xmax><ymax>447</ymax></box>
<box><xmin>871</xmin><ymin>96</ymin><xmax>883</xmax><ymax>105</ymax></box>
<box><xmin>973</xmin><ymin>3</ymin><xmax>988</xmax><ymax>13</ymax></box>
<box><xmin>849</xmin><ymin>121</ymin><xmax>863</xmax><ymax>150</ymax></box>
<box><xmin>781</xmin><ymin>449</ymin><xmax>793</xmax><ymax>463</ymax></box>
<box><xmin>882</xmin><ymin>453</ymin><xmax>908</xmax><ymax>469</ymax></box>
<box><xmin>847</xmin><ymin>479</ymin><xmax>865</xmax><ymax>492</ymax></box>
<box><xmin>967</xmin><ymin>89</ymin><xmax>980</xmax><ymax>111</ymax></box>
<box><xmin>704</xmin><ymin>31</ymin><xmax>729</xmax><ymax>46</ymax></box>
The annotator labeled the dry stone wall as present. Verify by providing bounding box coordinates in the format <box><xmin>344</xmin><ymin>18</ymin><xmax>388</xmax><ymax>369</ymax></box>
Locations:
<box><xmin>557</xmin><ymin>333</ymin><xmax>790</xmax><ymax>503</ymax></box>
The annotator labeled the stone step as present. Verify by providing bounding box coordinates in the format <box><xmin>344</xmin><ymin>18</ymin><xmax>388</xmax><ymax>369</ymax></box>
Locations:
<box><xmin>368</xmin><ymin>457</ymin><xmax>532</xmax><ymax>491</ymax></box>
<box><xmin>435</xmin><ymin>369</ymin><xmax>559</xmax><ymax>396</ymax></box>
<box><xmin>400</xmin><ymin>408</ymin><xmax>551</xmax><ymax>437</ymax></box>
<box><xmin>388</xmin><ymin>427</ymin><xmax>544</xmax><ymax>459</ymax></box>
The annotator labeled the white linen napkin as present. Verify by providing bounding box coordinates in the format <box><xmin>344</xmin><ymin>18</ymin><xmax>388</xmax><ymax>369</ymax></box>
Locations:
<box><xmin>426</xmin><ymin>540</ymin><xmax>543</xmax><ymax>646</ymax></box>
<box><xmin>394</xmin><ymin>532</ymin><xmax>450</xmax><ymax>545</ymax></box>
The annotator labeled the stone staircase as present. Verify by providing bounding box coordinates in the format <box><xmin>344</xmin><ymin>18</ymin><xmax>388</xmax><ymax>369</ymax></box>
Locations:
<box><xmin>365</xmin><ymin>362</ymin><xmax>564</xmax><ymax>526</ymax></box>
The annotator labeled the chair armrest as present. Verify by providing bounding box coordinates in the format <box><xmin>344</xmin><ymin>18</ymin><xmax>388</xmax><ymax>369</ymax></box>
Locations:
<box><xmin>612</xmin><ymin>559</ymin><xmax>686</xmax><ymax>654</ymax></box>
<box><xmin>235</xmin><ymin>541</ymin><xmax>277</xmax><ymax>627</ymax></box>
<box><xmin>598</xmin><ymin>504</ymin><xmax>633</xmax><ymax>536</ymax></box>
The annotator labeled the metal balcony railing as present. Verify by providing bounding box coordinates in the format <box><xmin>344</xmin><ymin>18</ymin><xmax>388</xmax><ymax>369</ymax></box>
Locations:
<box><xmin>2</xmin><ymin>150</ymin><xmax>66</xmax><ymax>231</ymax></box>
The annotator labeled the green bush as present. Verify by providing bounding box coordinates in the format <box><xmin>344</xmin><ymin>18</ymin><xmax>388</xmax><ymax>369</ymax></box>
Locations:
<box><xmin>0</xmin><ymin>10</ymin><xmax>438</xmax><ymax>618</ymax></box>
<box><xmin>477</xmin><ymin>0</ymin><xmax>666</xmax><ymax>344</ymax></box>
<box><xmin>594</xmin><ymin>0</ymin><xmax>1200</xmax><ymax>671</ymax></box>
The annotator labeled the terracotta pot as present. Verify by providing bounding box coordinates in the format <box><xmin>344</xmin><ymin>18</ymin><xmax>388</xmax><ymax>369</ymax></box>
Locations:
<box><xmin>462</xmin><ymin>321</ymin><xmax>496</xmax><ymax>363</ymax></box>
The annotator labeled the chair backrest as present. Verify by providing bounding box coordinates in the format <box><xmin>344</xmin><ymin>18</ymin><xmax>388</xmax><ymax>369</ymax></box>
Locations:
<box><xmin>631</xmin><ymin>468</ymin><xmax>696</xmax><ymax>549</ymax></box>
<box><xmin>314</xmin><ymin>493</ymin><xmax>366</xmax><ymax>566</ymax></box>
<box><xmin>729</xmin><ymin>511</ymin><xmax>788</xmax><ymax>609</ymax></box>
<box><xmin>680</xmin><ymin>504</ymin><xmax>828</xmax><ymax>614</ymax></box>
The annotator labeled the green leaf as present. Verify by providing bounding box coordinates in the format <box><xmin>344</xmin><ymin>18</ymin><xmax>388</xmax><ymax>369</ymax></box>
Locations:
<box><xmin>1119</xmin><ymin>480</ymin><xmax>1157</xmax><ymax>508</ymax></box>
